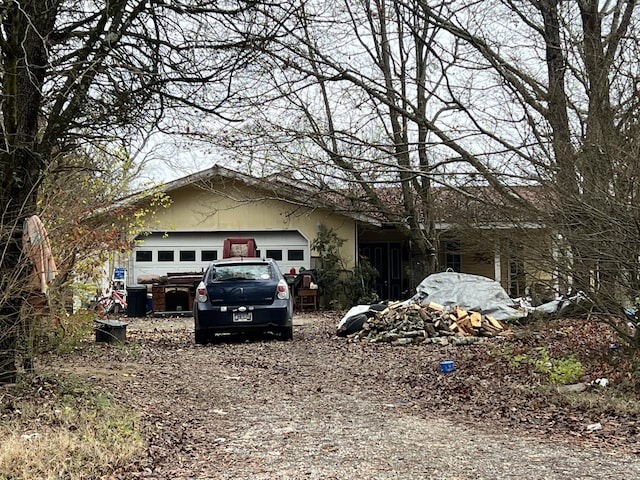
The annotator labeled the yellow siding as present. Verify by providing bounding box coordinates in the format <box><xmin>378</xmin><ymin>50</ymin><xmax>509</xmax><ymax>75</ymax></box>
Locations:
<box><xmin>143</xmin><ymin>183</ymin><xmax>358</xmax><ymax>269</ymax></box>
<box><xmin>441</xmin><ymin>231</ymin><xmax>552</xmax><ymax>294</ymax></box>
<box><xmin>463</xmin><ymin>255</ymin><xmax>495</xmax><ymax>278</ymax></box>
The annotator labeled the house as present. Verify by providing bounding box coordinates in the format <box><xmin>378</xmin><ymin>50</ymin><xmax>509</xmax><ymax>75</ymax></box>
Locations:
<box><xmin>123</xmin><ymin>165</ymin><xmax>380</xmax><ymax>287</ymax></box>
<box><xmin>354</xmin><ymin>185</ymin><xmax>552</xmax><ymax>301</ymax></box>
<box><xmin>118</xmin><ymin>165</ymin><xmax>548</xmax><ymax>305</ymax></box>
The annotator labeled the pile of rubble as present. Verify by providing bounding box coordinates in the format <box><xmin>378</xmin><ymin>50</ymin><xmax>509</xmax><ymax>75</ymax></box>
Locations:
<box><xmin>346</xmin><ymin>301</ymin><xmax>508</xmax><ymax>345</ymax></box>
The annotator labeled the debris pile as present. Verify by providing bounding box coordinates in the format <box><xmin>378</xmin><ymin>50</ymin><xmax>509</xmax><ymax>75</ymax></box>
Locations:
<box><xmin>347</xmin><ymin>301</ymin><xmax>508</xmax><ymax>345</ymax></box>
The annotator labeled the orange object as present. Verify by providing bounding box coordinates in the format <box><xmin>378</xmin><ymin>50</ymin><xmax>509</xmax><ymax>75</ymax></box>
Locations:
<box><xmin>22</xmin><ymin>215</ymin><xmax>57</xmax><ymax>295</ymax></box>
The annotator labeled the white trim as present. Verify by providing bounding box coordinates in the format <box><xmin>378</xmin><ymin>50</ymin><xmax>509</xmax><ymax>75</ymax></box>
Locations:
<box><xmin>494</xmin><ymin>249</ymin><xmax>501</xmax><ymax>283</ymax></box>
<box><xmin>436</xmin><ymin>222</ymin><xmax>544</xmax><ymax>230</ymax></box>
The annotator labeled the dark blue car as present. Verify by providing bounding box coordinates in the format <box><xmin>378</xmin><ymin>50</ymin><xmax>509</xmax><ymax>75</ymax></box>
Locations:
<box><xmin>193</xmin><ymin>257</ymin><xmax>293</xmax><ymax>343</ymax></box>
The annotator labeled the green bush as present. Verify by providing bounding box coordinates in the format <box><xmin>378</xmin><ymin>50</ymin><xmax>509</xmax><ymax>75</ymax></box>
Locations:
<box><xmin>506</xmin><ymin>346</ymin><xmax>584</xmax><ymax>385</ymax></box>
<box><xmin>311</xmin><ymin>225</ymin><xmax>380</xmax><ymax>308</ymax></box>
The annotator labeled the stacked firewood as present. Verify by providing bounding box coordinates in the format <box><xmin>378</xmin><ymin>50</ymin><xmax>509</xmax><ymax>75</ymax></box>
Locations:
<box><xmin>352</xmin><ymin>301</ymin><xmax>507</xmax><ymax>345</ymax></box>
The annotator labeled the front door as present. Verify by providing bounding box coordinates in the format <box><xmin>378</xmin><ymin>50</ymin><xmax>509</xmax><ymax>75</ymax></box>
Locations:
<box><xmin>359</xmin><ymin>242</ymin><xmax>407</xmax><ymax>301</ymax></box>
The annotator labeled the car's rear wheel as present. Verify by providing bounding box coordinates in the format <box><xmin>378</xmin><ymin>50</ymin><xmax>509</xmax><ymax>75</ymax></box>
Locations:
<box><xmin>278</xmin><ymin>325</ymin><xmax>293</xmax><ymax>341</ymax></box>
<box><xmin>194</xmin><ymin>329</ymin><xmax>208</xmax><ymax>344</ymax></box>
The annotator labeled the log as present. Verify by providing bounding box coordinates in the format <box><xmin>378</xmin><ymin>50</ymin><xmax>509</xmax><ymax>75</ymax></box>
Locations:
<box><xmin>457</xmin><ymin>316</ymin><xmax>477</xmax><ymax>336</ymax></box>
<box><xmin>480</xmin><ymin>318</ymin><xmax>500</xmax><ymax>336</ymax></box>
<box><xmin>455</xmin><ymin>307</ymin><xmax>468</xmax><ymax>319</ymax></box>
<box><xmin>425</xmin><ymin>323</ymin><xmax>437</xmax><ymax>337</ymax></box>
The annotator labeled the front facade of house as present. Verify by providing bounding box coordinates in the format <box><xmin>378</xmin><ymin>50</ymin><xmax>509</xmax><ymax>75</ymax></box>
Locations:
<box><xmin>125</xmin><ymin>167</ymin><xmax>369</xmax><ymax>286</ymax></box>
<box><xmin>357</xmin><ymin>225</ymin><xmax>551</xmax><ymax>301</ymax></box>
<box><xmin>119</xmin><ymin>166</ymin><xmax>549</xmax><ymax>303</ymax></box>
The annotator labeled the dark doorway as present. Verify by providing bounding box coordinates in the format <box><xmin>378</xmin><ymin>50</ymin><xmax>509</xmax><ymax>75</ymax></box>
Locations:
<box><xmin>359</xmin><ymin>242</ymin><xmax>408</xmax><ymax>301</ymax></box>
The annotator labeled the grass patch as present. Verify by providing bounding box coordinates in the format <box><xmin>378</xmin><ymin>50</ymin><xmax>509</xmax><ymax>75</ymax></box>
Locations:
<box><xmin>51</xmin><ymin>313</ymin><xmax>97</xmax><ymax>353</ymax></box>
<box><xmin>548</xmin><ymin>386</ymin><xmax>640</xmax><ymax>416</ymax></box>
<box><xmin>0</xmin><ymin>374</ymin><xmax>144</xmax><ymax>479</ymax></box>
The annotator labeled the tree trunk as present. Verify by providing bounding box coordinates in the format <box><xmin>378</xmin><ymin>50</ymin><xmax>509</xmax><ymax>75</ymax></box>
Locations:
<box><xmin>0</xmin><ymin>229</ymin><xmax>25</xmax><ymax>384</ymax></box>
<box><xmin>0</xmin><ymin>0</ymin><xmax>56</xmax><ymax>384</ymax></box>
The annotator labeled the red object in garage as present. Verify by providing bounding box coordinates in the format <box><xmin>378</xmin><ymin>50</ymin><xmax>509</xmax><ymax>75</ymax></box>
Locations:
<box><xmin>222</xmin><ymin>237</ymin><xmax>258</xmax><ymax>258</ymax></box>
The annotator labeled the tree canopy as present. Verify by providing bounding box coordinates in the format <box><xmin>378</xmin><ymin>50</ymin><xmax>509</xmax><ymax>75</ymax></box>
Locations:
<box><xmin>174</xmin><ymin>0</ymin><xmax>640</xmax><ymax>345</ymax></box>
<box><xmin>0</xmin><ymin>0</ymin><xmax>276</xmax><ymax>383</ymax></box>
<box><xmin>3</xmin><ymin>1</ymin><xmax>640</xmax><ymax>383</ymax></box>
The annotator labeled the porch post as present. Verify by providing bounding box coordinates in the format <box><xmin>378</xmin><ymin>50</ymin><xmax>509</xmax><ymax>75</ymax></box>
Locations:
<box><xmin>494</xmin><ymin>249</ymin><xmax>501</xmax><ymax>283</ymax></box>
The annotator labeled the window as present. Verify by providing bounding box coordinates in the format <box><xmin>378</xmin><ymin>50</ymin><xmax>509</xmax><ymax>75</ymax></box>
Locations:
<box><xmin>211</xmin><ymin>263</ymin><xmax>271</xmax><ymax>281</ymax></box>
<box><xmin>180</xmin><ymin>250</ymin><xmax>196</xmax><ymax>262</ymax></box>
<box><xmin>509</xmin><ymin>241</ymin><xmax>526</xmax><ymax>297</ymax></box>
<box><xmin>158</xmin><ymin>250</ymin><xmax>175</xmax><ymax>262</ymax></box>
<box><xmin>266</xmin><ymin>249</ymin><xmax>282</xmax><ymax>260</ymax></box>
<box><xmin>136</xmin><ymin>250</ymin><xmax>152</xmax><ymax>262</ymax></box>
<box><xmin>444</xmin><ymin>240</ymin><xmax>461</xmax><ymax>271</ymax></box>
<box><xmin>288</xmin><ymin>249</ymin><xmax>304</xmax><ymax>261</ymax></box>
<box><xmin>201</xmin><ymin>250</ymin><xmax>217</xmax><ymax>261</ymax></box>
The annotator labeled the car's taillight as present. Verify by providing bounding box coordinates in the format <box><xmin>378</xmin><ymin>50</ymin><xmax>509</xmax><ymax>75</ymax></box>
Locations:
<box><xmin>195</xmin><ymin>281</ymin><xmax>208</xmax><ymax>303</ymax></box>
<box><xmin>276</xmin><ymin>279</ymin><xmax>290</xmax><ymax>299</ymax></box>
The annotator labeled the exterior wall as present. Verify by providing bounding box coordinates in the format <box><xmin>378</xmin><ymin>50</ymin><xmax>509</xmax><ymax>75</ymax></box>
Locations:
<box><xmin>136</xmin><ymin>182</ymin><xmax>358</xmax><ymax>273</ymax></box>
<box><xmin>460</xmin><ymin>251</ymin><xmax>495</xmax><ymax>278</ymax></box>
<box><xmin>127</xmin><ymin>177</ymin><xmax>555</xmax><ymax>302</ymax></box>
<box><xmin>438</xmin><ymin>228</ymin><xmax>553</xmax><ymax>298</ymax></box>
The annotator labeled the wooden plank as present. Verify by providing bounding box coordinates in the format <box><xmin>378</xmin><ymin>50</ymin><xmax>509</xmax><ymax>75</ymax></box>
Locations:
<box><xmin>469</xmin><ymin>312</ymin><xmax>483</xmax><ymax>328</ymax></box>
<box><xmin>486</xmin><ymin>315</ymin><xmax>504</xmax><ymax>330</ymax></box>
<box><xmin>427</xmin><ymin>301</ymin><xmax>444</xmax><ymax>311</ymax></box>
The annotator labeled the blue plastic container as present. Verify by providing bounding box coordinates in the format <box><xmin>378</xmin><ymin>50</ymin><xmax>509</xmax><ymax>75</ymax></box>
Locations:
<box><xmin>440</xmin><ymin>360</ymin><xmax>455</xmax><ymax>373</ymax></box>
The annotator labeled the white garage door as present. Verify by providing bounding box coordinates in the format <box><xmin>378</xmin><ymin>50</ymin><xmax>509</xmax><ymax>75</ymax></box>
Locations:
<box><xmin>130</xmin><ymin>230</ymin><xmax>310</xmax><ymax>283</ymax></box>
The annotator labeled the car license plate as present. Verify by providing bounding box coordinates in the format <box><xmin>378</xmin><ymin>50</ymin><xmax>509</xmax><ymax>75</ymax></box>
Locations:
<box><xmin>233</xmin><ymin>311</ymin><xmax>252</xmax><ymax>322</ymax></box>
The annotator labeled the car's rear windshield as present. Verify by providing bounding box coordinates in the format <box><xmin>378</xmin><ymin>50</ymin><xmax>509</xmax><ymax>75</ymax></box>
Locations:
<box><xmin>209</xmin><ymin>263</ymin><xmax>272</xmax><ymax>281</ymax></box>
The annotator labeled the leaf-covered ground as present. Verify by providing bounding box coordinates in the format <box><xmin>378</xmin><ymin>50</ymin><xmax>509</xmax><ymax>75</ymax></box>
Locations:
<box><xmin>35</xmin><ymin>312</ymin><xmax>640</xmax><ymax>478</ymax></box>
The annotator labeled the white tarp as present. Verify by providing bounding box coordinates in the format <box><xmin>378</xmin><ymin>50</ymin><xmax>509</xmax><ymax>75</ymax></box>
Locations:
<box><xmin>411</xmin><ymin>272</ymin><xmax>525</xmax><ymax>320</ymax></box>
<box><xmin>337</xmin><ymin>272</ymin><xmax>582</xmax><ymax>335</ymax></box>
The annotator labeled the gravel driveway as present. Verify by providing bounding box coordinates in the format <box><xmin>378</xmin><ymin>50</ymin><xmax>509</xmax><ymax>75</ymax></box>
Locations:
<box><xmin>42</xmin><ymin>313</ymin><xmax>640</xmax><ymax>479</ymax></box>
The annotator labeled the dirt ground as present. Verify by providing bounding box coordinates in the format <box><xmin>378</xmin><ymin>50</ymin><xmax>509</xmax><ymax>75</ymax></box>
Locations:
<box><xmin>39</xmin><ymin>312</ymin><xmax>640</xmax><ymax>479</ymax></box>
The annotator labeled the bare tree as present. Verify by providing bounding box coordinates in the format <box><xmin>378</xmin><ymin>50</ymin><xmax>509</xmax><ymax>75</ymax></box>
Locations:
<box><xmin>197</xmin><ymin>0</ymin><xmax>640</xmax><ymax>345</ymax></box>
<box><xmin>416</xmin><ymin>0</ymin><xmax>640</xmax><ymax>345</ymax></box>
<box><xmin>204</xmin><ymin>1</ymin><xmax>470</xmax><ymax>280</ymax></box>
<box><xmin>211</xmin><ymin>2</ymin><xmax>537</xmax><ymax>277</ymax></box>
<box><xmin>0</xmin><ymin>0</ymin><xmax>277</xmax><ymax>383</ymax></box>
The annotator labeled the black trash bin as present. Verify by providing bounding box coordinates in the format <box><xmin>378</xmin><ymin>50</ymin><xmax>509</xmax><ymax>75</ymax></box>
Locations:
<box><xmin>127</xmin><ymin>285</ymin><xmax>148</xmax><ymax>317</ymax></box>
<box><xmin>95</xmin><ymin>319</ymin><xmax>128</xmax><ymax>343</ymax></box>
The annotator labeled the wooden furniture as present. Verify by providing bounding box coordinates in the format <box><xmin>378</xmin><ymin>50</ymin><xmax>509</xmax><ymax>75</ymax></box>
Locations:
<box><xmin>152</xmin><ymin>284</ymin><xmax>195</xmax><ymax>315</ymax></box>
<box><xmin>295</xmin><ymin>288</ymin><xmax>318</xmax><ymax>311</ymax></box>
